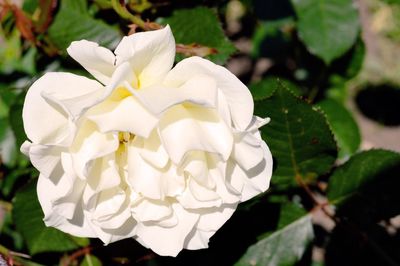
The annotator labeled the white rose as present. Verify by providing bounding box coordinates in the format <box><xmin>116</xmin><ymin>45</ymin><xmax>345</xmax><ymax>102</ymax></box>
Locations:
<box><xmin>21</xmin><ymin>26</ymin><xmax>273</xmax><ymax>256</ymax></box>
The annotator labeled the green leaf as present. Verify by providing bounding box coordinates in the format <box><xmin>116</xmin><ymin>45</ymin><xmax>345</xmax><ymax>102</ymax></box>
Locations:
<box><xmin>291</xmin><ymin>0</ymin><xmax>360</xmax><ymax>64</ymax></box>
<box><xmin>0</xmin><ymin>126</ymin><xmax>18</xmax><ymax>167</ymax></box>
<box><xmin>80</xmin><ymin>254</ymin><xmax>102</xmax><ymax>266</ymax></box>
<box><xmin>255</xmin><ymin>81</ymin><xmax>337</xmax><ymax>188</ymax></box>
<box><xmin>277</xmin><ymin>202</ymin><xmax>307</xmax><ymax>229</ymax></box>
<box><xmin>48</xmin><ymin>0</ymin><xmax>121</xmax><ymax>51</ymax></box>
<box><xmin>235</xmin><ymin>210</ymin><xmax>313</xmax><ymax>266</ymax></box>
<box><xmin>13</xmin><ymin>180</ymin><xmax>81</xmax><ymax>255</ymax></box>
<box><xmin>161</xmin><ymin>7</ymin><xmax>236</xmax><ymax>64</ymax></box>
<box><xmin>250</xmin><ymin>77</ymin><xmax>303</xmax><ymax>101</ymax></box>
<box><xmin>16</xmin><ymin>47</ymin><xmax>38</xmax><ymax>75</ymax></box>
<box><xmin>327</xmin><ymin>150</ymin><xmax>400</xmax><ymax>204</ymax></box>
<box><xmin>9</xmin><ymin>92</ymin><xmax>27</xmax><ymax>148</ymax></box>
<box><xmin>342</xmin><ymin>38</ymin><xmax>365</xmax><ymax>79</ymax></box>
<box><xmin>316</xmin><ymin>99</ymin><xmax>360</xmax><ymax>158</ymax></box>
<box><xmin>0</xmin><ymin>29</ymin><xmax>22</xmax><ymax>74</ymax></box>
<box><xmin>251</xmin><ymin>18</ymin><xmax>295</xmax><ymax>58</ymax></box>
<box><xmin>71</xmin><ymin>236</ymin><xmax>91</xmax><ymax>247</ymax></box>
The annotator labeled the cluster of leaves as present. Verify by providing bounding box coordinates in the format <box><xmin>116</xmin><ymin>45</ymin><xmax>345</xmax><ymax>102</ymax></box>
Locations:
<box><xmin>0</xmin><ymin>0</ymin><xmax>400</xmax><ymax>265</ymax></box>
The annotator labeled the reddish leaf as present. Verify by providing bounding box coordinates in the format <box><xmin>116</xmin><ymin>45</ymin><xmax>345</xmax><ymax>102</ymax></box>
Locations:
<box><xmin>11</xmin><ymin>5</ymin><xmax>35</xmax><ymax>43</ymax></box>
<box><xmin>35</xmin><ymin>0</ymin><xmax>57</xmax><ymax>33</ymax></box>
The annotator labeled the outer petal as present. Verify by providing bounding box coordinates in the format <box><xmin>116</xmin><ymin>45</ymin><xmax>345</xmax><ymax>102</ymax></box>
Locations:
<box><xmin>67</xmin><ymin>40</ymin><xmax>116</xmax><ymax>85</ymax></box>
<box><xmin>22</xmin><ymin>72</ymin><xmax>103</xmax><ymax>144</ymax></box>
<box><xmin>184</xmin><ymin>205</ymin><xmax>237</xmax><ymax>249</ymax></box>
<box><xmin>131</xmin><ymin>199</ymin><xmax>172</xmax><ymax>223</ymax></box>
<box><xmin>135</xmin><ymin>203</ymin><xmax>199</xmax><ymax>256</ymax></box>
<box><xmin>114</xmin><ymin>25</ymin><xmax>175</xmax><ymax>88</ymax></box>
<box><xmin>232</xmin><ymin>132</ymin><xmax>265</xmax><ymax>170</ymax></box>
<box><xmin>37</xmin><ymin>174</ymin><xmax>97</xmax><ymax>238</ymax></box>
<box><xmin>21</xmin><ymin>141</ymin><xmax>63</xmax><ymax>181</ymax></box>
<box><xmin>165</xmin><ymin>56</ymin><xmax>254</xmax><ymax>130</ymax></box>
<box><xmin>184</xmin><ymin>228</ymin><xmax>214</xmax><ymax>250</ymax></box>
<box><xmin>228</xmin><ymin>142</ymin><xmax>273</xmax><ymax>202</ymax></box>
<box><xmin>159</xmin><ymin>105</ymin><xmax>233</xmax><ymax>164</ymax></box>
<box><xmin>196</xmin><ymin>205</ymin><xmax>237</xmax><ymax>232</ymax></box>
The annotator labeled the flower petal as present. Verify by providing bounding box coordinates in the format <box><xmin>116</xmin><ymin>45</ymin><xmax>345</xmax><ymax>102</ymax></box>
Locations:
<box><xmin>115</xmin><ymin>25</ymin><xmax>175</xmax><ymax>88</ymax></box>
<box><xmin>130</xmin><ymin>74</ymin><xmax>217</xmax><ymax>115</ymax></box>
<box><xmin>131</xmin><ymin>199</ymin><xmax>172</xmax><ymax>223</ymax></box>
<box><xmin>159</xmin><ymin>105</ymin><xmax>233</xmax><ymax>164</ymax></box>
<box><xmin>70</xmin><ymin>121</ymin><xmax>119</xmax><ymax>179</ymax></box>
<box><xmin>67</xmin><ymin>40</ymin><xmax>116</xmax><ymax>85</ymax></box>
<box><xmin>232</xmin><ymin>132</ymin><xmax>265</xmax><ymax>170</ymax></box>
<box><xmin>88</xmin><ymin>95</ymin><xmax>158</xmax><ymax>138</ymax></box>
<box><xmin>196</xmin><ymin>204</ymin><xmax>237</xmax><ymax>232</ymax></box>
<box><xmin>23</xmin><ymin>72</ymin><xmax>103</xmax><ymax>144</ymax></box>
<box><xmin>21</xmin><ymin>142</ymin><xmax>64</xmax><ymax>181</ymax></box>
<box><xmin>37</xmin><ymin>174</ymin><xmax>97</xmax><ymax>238</ymax></box>
<box><xmin>166</xmin><ymin>56</ymin><xmax>254</xmax><ymax>130</ymax></box>
<box><xmin>130</xmin><ymin>130</ymin><xmax>169</xmax><ymax>169</ymax></box>
<box><xmin>227</xmin><ymin>142</ymin><xmax>273</xmax><ymax>202</ymax></box>
<box><xmin>184</xmin><ymin>228</ymin><xmax>214</xmax><ymax>250</ymax></box>
<box><xmin>135</xmin><ymin>203</ymin><xmax>199</xmax><ymax>256</ymax></box>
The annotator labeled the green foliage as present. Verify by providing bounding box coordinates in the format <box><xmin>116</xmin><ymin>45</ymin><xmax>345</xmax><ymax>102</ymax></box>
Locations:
<box><xmin>161</xmin><ymin>7</ymin><xmax>236</xmax><ymax>64</ymax></box>
<box><xmin>236</xmin><ymin>203</ymin><xmax>313</xmax><ymax>266</ymax></box>
<box><xmin>316</xmin><ymin>99</ymin><xmax>360</xmax><ymax>158</ymax></box>
<box><xmin>250</xmin><ymin>78</ymin><xmax>303</xmax><ymax>100</ymax></box>
<box><xmin>0</xmin><ymin>86</ymin><xmax>20</xmax><ymax>167</ymax></box>
<box><xmin>253</xmin><ymin>80</ymin><xmax>337</xmax><ymax>188</ymax></box>
<box><xmin>12</xmin><ymin>180</ymin><xmax>85</xmax><ymax>255</ymax></box>
<box><xmin>291</xmin><ymin>0</ymin><xmax>360</xmax><ymax>64</ymax></box>
<box><xmin>48</xmin><ymin>0</ymin><xmax>121</xmax><ymax>50</ymax></box>
<box><xmin>327</xmin><ymin>149</ymin><xmax>400</xmax><ymax>204</ymax></box>
<box><xmin>81</xmin><ymin>254</ymin><xmax>102</xmax><ymax>266</ymax></box>
<box><xmin>0</xmin><ymin>0</ymin><xmax>399</xmax><ymax>265</ymax></box>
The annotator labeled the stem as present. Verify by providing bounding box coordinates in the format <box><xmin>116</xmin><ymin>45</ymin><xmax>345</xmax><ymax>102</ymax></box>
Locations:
<box><xmin>111</xmin><ymin>0</ymin><xmax>146</xmax><ymax>29</ymax></box>
<box><xmin>61</xmin><ymin>246</ymin><xmax>92</xmax><ymax>266</ymax></box>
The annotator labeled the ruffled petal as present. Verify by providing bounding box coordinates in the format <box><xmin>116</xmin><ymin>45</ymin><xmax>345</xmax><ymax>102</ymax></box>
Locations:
<box><xmin>67</xmin><ymin>40</ymin><xmax>116</xmax><ymax>85</ymax></box>
<box><xmin>159</xmin><ymin>105</ymin><xmax>233</xmax><ymax>164</ymax></box>
<box><xmin>131</xmin><ymin>199</ymin><xmax>172</xmax><ymax>223</ymax></box>
<box><xmin>165</xmin><ymin>56</ymin><xmax>254</xmax><ymax>130</ymax></box>
<box><xmin>135</xmin><ymin>203</ymin><xmax>199</xmax><ymax>256</ymax></box>
<box><xmin>21</xmin><ymin>142</ymin><xmax>64</xmax><ymax>181</ymax></box>
<box><xmin>227</xmin><ymin>142</ymin><xmax>273</xmax><ymax>202</ymax></box>
<box><xmin>23</xmin><ymin>72</ymin><xmax>102</xmax><ymax>144</ymax></box>
<box><xmin>127</xmin><ymin>142</ymin><xmax>164</xmax><ymax>199</ymax></box>
<box><xmin>88</xmin><ymin>95</ymin><xmax>158</xmax><ymax>138</ymax></box>
<box><xmin>114</xmin><ymin>25</ymin><xmax>175</xmax><ymax>88</ymax></box>
<box><xmin>37</xmin><ymin>173</ymin><xmax>97</xmax><ymax>238</ymax></box>
<box><xmin>195</xmin><ymin>205</ymin><xmax>237</xmax><ymax>232</ymax></box>
<box><xmin>70</xmin><ymin>121</ymin><xmax>119</xmax><ymax>179</ymax></box>
<box><xmin>131</xmin><ymin>130</ymin><xmax>169</xmax><ymax>169</ymax></box>
<box><xmin>232</xmin><ymin>132</ymin><xmax>265</xmax><ymax>170</ymax></box>
<box><xmin>129</xmin><ymin>74</ymin><xmax>217</xmax><ymax>115</ymax></box>
<box><xmin>184</xmin><ymin>228</ymin><xmax>214</xmax><ymax>250</ymax></box>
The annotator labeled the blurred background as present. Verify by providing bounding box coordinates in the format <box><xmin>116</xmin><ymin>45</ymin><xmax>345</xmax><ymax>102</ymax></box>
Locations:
<box><xmin>0</xmin><ymin>0</ymin><xmax>400</xmax><ymax>265</ymax></box>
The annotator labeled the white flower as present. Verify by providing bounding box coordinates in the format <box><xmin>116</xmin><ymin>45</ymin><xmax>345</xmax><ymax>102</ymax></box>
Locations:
<box><xmin>21</xmin><ymin>26</ymin><xmax>273</xmax><ymax>256</ymax></box>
